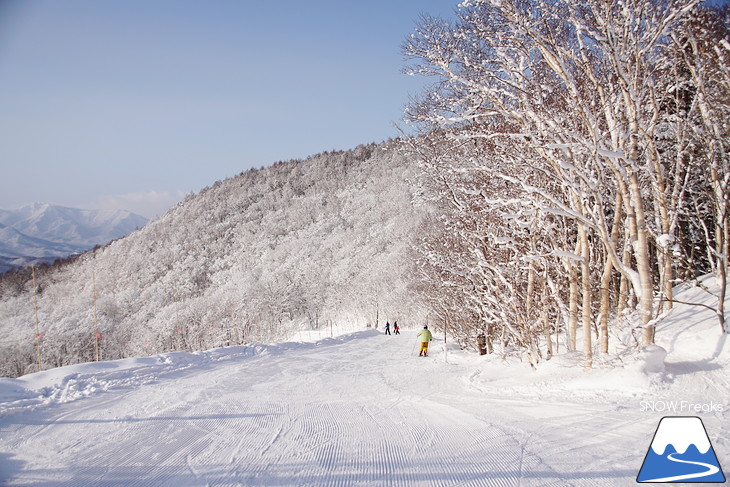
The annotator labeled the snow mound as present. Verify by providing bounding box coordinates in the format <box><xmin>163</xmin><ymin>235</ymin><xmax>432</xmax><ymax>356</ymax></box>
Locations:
<box><xmin>631</xmin><ymin>345</ymin><xmax>667</xmax><ymax>374</ymax></box>
<box><xmin>0</xmin><ymin>330</ymin><xmax>378</xmax><ymax>415</ymax></box>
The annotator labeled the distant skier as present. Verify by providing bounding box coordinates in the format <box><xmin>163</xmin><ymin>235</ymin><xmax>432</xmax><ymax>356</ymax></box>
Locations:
<box><xmin>417</xmin><ymin>325</ymin><xmax>432</xmax><ymax>356</ymax></box>
<box><xmin>385</xmin><ymin>321</ymin><xmax>391</xmax><ymax>335</ymax></box>
<box><xmin>394</xmin><ymin>321</ymin><xmax>400</xmax><ymax>335</ymax></box>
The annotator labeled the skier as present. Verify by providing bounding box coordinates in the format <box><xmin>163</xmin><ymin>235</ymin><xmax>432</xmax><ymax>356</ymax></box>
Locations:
<box><xmin>385</xmin><ymin>321</ymin><xmax>391</xmax><ymax>335</ymax></box>
<box><xmin>394</xmin><ymin>321</ymin><xmax>400</xmax><ymax>335</ymax></box>
<box><xmin>417</xmin><ymin>325</ymin><xmax>432</xmax><ymax>356</ymax></box>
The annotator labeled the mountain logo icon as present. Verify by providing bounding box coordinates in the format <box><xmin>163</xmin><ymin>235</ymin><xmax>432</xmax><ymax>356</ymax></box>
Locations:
<box><xmin>637</xmin><ymin>416</ymin><xmax>726</xmax><ymax>483</ymax></box>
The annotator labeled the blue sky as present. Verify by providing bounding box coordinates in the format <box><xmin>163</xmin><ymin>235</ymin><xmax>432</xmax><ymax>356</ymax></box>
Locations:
<box><xmin>0</xmin><ymin>1</ymin><xmax>457</xmax><ymax>218</ymax></box>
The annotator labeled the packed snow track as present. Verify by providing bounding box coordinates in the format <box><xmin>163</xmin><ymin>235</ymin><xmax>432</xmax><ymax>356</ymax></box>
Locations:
<box><xmin>1</xmin><ymin>328</ymin><xmax>726</xmax><ymax>486</ymax></box>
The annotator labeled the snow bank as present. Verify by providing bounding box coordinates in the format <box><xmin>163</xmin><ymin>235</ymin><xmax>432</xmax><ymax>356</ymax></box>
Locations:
<box><xmin>461</xmin><ymin>276</ymin><xmax>728</xmax><ymax>406</ymax></box>
<box><xmin>631</xmin><ymin>345</ymin><xmax>667</xmax><ymax>374</ymax></box>
<box><xmin>0</xmin><ymin>330</ymin><xmax>379</xmax><ymax>415</ymax></box>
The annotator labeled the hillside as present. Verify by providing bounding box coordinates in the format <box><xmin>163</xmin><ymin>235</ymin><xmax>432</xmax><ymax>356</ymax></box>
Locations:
<box><xmin>0</xmin><ymin>141</ymin><xmax>428</xmax><ymax>376</ymax></box>
<box><xmin>0</xmin><ymin>277</ymin><xmax>727</xmax><ymax>486</ymax></box>
<box><xmin>0</xmin><ymin>204</ymin><xmax>148</xmax><ymax>272</ymax></box>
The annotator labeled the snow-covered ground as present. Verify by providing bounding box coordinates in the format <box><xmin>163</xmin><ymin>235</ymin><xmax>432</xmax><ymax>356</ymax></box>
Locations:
<box><xmin>1</xmin><ymin>280</ymin><xmax>728</xmax><ymax>486</ymax></box>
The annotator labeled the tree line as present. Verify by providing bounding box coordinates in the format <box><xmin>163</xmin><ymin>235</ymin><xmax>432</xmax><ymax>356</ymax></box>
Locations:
<box><xmin>404</xmin><ymin>0</ymin><xmax>729</xmax><ymax>368</ymax></box>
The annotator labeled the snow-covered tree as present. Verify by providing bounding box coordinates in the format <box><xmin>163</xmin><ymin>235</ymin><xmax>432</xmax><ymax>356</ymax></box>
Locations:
<box><xmin>404</xmin><ymin>0</ymin><xmax>728</xmax><ymax>364</ymax></box>
<box><xmin>663</xmin><ymin>6</ymin><xmax>730</xmax><ymax>331</ymax></box>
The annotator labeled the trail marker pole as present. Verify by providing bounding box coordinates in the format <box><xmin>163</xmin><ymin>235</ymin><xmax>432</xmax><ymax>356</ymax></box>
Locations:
<box><xmin>32</xmin><ymin>267</ymin><xmax>42</xmax><ymax>371</ymax></box>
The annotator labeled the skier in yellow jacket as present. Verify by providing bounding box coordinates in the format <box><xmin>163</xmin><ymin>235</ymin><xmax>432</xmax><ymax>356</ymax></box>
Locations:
<box><xmin>417</xmin><ymin>325</ymin><xmax>433</xmax><ymax>357</ymax></box>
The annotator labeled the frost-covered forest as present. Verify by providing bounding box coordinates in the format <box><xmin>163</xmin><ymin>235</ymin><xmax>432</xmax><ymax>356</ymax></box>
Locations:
<box><xmin>404</xmin><ymin>0</ymin><xmax>730</xmax><ymax>368</ymax></box>
<box><xmin>0</xmin><ymin>143</ymin><xmax>427</xmax><ymax>376</ymax></box>
<box><xmin>1</xmin><ymin>0</ymin><xmax>729</xmax><ymax>377</ymax></box>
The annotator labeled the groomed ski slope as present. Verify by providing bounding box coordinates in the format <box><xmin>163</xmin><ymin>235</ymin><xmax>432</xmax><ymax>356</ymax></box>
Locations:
<box><xmin>1</xmin><ymin>282</ymin><xmax>728</xmax><ymax>486</ymax></box>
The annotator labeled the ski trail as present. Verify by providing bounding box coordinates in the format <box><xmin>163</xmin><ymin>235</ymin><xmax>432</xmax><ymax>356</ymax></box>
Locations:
<box><xmin>0</xmin><ymin>330</ymin><xmax>685</xmax><ymax>486</ymax></box>
<box><xmin>641</xmin><ymin>453</ymin><xmax>721</xmax><ymax>483</ymax></box>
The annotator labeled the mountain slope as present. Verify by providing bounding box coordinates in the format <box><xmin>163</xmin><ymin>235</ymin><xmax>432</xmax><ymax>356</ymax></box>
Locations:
<box><xmin>0</xmin><ymin>204</ymin><xmax>148</xmax><ymax>272</ymax></box>
<box><xmin>0</xmin><ymin>226</ymin><xmax>80</xmax><ymax>258</ymax></box>
<box><xmin>0</xmin><ymin>141</ymin><xmax>428</xmax><ymax>376</ymax></box>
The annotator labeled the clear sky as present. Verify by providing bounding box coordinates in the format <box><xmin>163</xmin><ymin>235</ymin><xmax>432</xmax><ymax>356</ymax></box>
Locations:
<box><xmin>0</xmin><ymin>1</ymin><xmax>458</xmax><ymax>218</ymax></box>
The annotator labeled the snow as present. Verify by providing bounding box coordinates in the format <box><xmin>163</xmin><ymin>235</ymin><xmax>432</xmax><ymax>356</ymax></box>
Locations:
<box><xmin>597</xmin><ymin>148</ymin><xmax>626</xmax><ymax>160</ymax></box>
<box><xmin>632</xmin><ymin>345</ymin><xmax>667</xmax><ymax>374</ymax></box>
<box><xmin>550</xmin><ymin>249</ymin><xmax>585</xmax><ymax>262</ymax></box>
<box><xmin>0</xmin><ymin>280</ymin><xmax>728</xmax><ymax>486</ymax></box>
<box><xmin>0</xmin><ymin>204</ymin><xmax>147</xmax><ymax>272</ymax></box>
<box><xmin>657</xmin><ymin>233</ymin><xmax>676</xmax><ymax>248</ymax></box>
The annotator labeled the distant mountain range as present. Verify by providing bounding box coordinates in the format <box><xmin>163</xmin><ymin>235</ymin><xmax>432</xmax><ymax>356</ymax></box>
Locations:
<box><xmin>0</xmin><ymin>204</ymin><xmax>148</xmax><ymax>272</ymax></box>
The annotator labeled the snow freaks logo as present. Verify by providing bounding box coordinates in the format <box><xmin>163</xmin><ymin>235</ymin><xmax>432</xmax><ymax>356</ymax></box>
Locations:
<box><xmin>640</xmin><ymin>400</ymin><xmax>724</xmax><ymax>413</ymax></box>
<box><xmin>637</xmin><ymin>416</ymin><xmax>726</xmax><ymax>483</ymax></box>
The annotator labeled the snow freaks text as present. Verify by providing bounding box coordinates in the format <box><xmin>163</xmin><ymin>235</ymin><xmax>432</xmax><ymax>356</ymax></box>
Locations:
<box><xmin>640</xmin><ymin>401</ymin><xmax>724</xmax><ymax>413</ymax></box>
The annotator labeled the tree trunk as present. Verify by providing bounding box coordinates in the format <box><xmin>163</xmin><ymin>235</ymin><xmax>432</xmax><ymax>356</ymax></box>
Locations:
<box><xmin>599</xmin><ymin>258</ymin><xmax>612</xmax><ymax>355</ymax></box>
<box><xmin>568</xmin><ymin>259</ymin><xmax>578</xmax><ymax>351</ymax></box>
<box><xmin>600</xmin><ymin>191</ymin><xmax>623</xmax><ymax>354</ymax></box>
<box><xmin>526</xmin><ymin>262</ymin><xmax>536</xmax><ymax>322</ymax></box>
<box><xmin>579</xmin><ymin>224</ymin><xmax>593</xmax><ymax>368</ymax></box>
<box><xmin>477</xmin><ymin>333</ymin><xmax>488</xmax><ymax>355</ymax></box>
<box><xmin>541</xmin><ymin>280</ymin><xmax>553</xmax><ymax>360</ymax></box>
<box><xmin>717</xmin><ymin>210</ymin><xmax>728</xmax><ymax>333</ymax></box>
<box><xmin>629</xmin><ymin>174</ymin><xmax>656</xmax><ymax>345</ymax></box>
<box><xmin>486</xmin><ymin>323</ymin><xmax>495</xmax><ymax>354</ymax></box>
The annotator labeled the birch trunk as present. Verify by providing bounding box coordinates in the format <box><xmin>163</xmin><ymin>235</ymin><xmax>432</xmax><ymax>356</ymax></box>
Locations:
<box><xmin>568</xmin><ymin>255</ymin><xmax>579</xmax><ymax>352</ymax></box>
<box><xmin>599</xmin><ymin>191</ymin><xmax>623</xmax><ymax>354</ymax></box>
<box><xmin>628</xmin><ymin>170</ymin><xmax>656</xmax><ymax>345</ymax></box>
<box><xmin>579</xmin><ymin>224</ymin><xmax>593</xmax><ymax>367</ymax></box>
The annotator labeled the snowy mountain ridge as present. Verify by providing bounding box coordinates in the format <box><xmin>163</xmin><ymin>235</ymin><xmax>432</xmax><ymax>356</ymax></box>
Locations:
<box><xmin>0</xmin><ymin>142</ymin><xmax>427</xmax><ymax>377</ymax></box>
<box><xmin>0</xmin><ymin>203</ymin><xmax>148</xmax><ymax>272</ymax></box>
